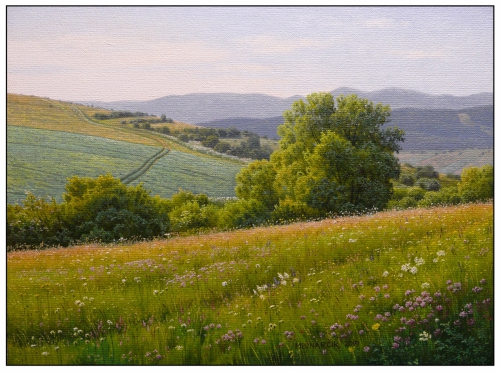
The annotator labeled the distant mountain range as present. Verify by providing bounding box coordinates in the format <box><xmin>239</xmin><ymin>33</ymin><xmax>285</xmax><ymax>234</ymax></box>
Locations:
<box><xmin>80</xmin><ymin>88</ymin><xmax>492</xmax><ymax>125</ymax></box>
<box><xmin>198</xmin><ymin>106</ymin><xmax>493</xmax><ymax>151</ymax></box>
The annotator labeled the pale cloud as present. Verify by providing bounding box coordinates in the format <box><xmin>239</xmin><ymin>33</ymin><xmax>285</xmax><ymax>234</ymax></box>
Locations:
<box><xmin>239</xmin><ymin>34</ymin><xmax>341</xmax><ymax>55</ymax></box>
<box><xmin>363</xmin><ymin>18</ymin><xmax>395</xmax><ymax>29</ymax></box>
<box><xmin>390</xmin><ymin>49</ymin><xmax>448</xmax><ymax>60</ymax></box>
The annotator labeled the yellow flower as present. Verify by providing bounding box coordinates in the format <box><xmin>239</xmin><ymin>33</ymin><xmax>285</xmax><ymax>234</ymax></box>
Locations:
<box><xmin>371</xmin><ymin>323</ymin><xmax>380</xmax><ymax>331</ymax></box>
<box><xmin>348</xmin><ymin>346</ymin><xmax>356</xmax><ymax>353</ymax></box>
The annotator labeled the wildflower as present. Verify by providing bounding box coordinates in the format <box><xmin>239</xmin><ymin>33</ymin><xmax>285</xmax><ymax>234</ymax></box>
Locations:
<box><xmin>359</xmin><ymin>330</ymin><xmax>364</xmax><ymax>335</ymax></box>
<box><xmin>382</xmin><ymin>271</ymin><xmax>389</xmax><ymax>277</ymax></box>
<box><xmin>322</xmin><ymin>349</ymin><xmax>327</xmax><ymax>355</ymax></box>
<box><xmin>222</xmin><ymin>281</ymin><xmax>228</xmax><ymax>287</ymax></box>
<box><xmin>175</xmin><ymin>345</ymin><xmax>183</xmax><ymax>351</ymax></box>
<box><xmin>363</xmin><ymin>346</ymin><xmax>370</xmax><ymax>352</ymax></box>
<box><xmin>392</xmin><ymin>343</ymin><xmax>400</xmax><ymax>349</ymax></box>
<box><xmin>348</xmin><ymin>346</ymin><xmax>355</xmax><ymax>352</ymax></box>
<box><xmin>421</xmin><ymin>282</ymin><xmax>430</xmax><ymax>289</ymax></box>
<box><xmin>374</xmin><ymin>286</ymin><xmax>380</xmax><ymax>292</ymax></box>
<box><xmin>371</xmin><ymin>323</ymin><xmax>380</xmax><ymax>331</ymax></box>
<box><xmin>472</xmin><ymin>286</ymin><xmax>483</xmax><ymax>293</ymax></box>
<box><xmin>414</xmin><ymin>257</ymin><xmax>425</xmax><ymax>266</ymax></box>
<box><xmin>42</xmin><ymin>352</ymin><xmax>49</xmax><ymax>356</ymax></box>
<box><xmin>410</xmin><ymin>267</ymin><xmax>418</xmax><ymax>274</ymax></box>
<box><xmin>384</xmin><ymin>294</ymin><xmax>390</xmax><ymax>299</ymax></box>
<box><xmin>437</xmin><ymin>250</ymin><xmax>446</xmax><ymax>257</ymax></box>
<box><xmin>459</xmin><ymin>311</ymin><xmax>468</xmax><ymax>318</ymax></box>
<box><xmin>419</xmin><ymin>331</ymin><xmax>431</xmax><ymax>341</ymax></box>
<box><xmin>480</xmin><ymin>278</ymin><xmax>486</xmax><ymax>285</ymax></box>
<box><xmin>467</xmin><ymin>318</ymin><xmax>475</xmax><ymax>326</ymax></box>
<box><xmin>435</xmin><ymin>305</ymin><xmax>443</xmax><ymax>311</ymax></box>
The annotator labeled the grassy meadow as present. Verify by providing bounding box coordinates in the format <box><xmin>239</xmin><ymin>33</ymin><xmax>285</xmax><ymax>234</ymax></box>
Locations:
<box><xmin>127</xmin><ymin>149</ymin><xmax>243</xmax><ymax>199</ymax></box>
<box><xmin>7</xmin><ymin>94</ymin><xmax>244</xmax><ymax>203</ymax></box>
<box><xmin>7</xmin><ymin>126</ymin><xmax>159</xmax><ymax>204</ymax></box>
<box><xmin>6</xmin><ymin>203</ymin><xmax>493</xmax><ymax>365</ymax></box>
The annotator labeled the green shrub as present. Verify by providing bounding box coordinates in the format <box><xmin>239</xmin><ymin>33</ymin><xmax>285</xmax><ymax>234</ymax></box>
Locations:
<box><xmin>271</xmin><ymin>198</ymin><xmax>320</xmax><ymax>223</ymax></box>
<box><xmin>415</xmin><ymin>177</ymin><xmax>441</xmax><ymax>191</ymax></box>
<box><xmin>217</xmin><ymin>199</ymin><xmax>269</xmax><ymax>229</ymax></box>
<box><xmin>458</xmin><ymin>165</ymin><xmax>493</xmax><ymax>203</ymax></box>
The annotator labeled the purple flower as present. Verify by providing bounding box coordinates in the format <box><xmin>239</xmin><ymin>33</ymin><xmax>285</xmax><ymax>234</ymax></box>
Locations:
<box><xmin>254</xmin><ymin>338</ymin><xmax>259</xmax><ymax>343</ymax></box>
<box><xmin>374</xmin><ymin>286</ymin><xmax>380</xmax><ymax>292</ymax></box>
<box><xmin>363</xmin><ymin>346</ymin><xmax>370</xmax><ymax>352</ymax></box>
<box><xmin>459</xmin><ymin>311</ymin><xmax>468</xmax><ymax>318</ymax></box>
<box><xmin>394</xmin><ymin>336</ymin><xmax>402</xmax><ymax>343</ymax></box>
<box><xmin>261</xmin><ymin>339</ymin><xmax>267</xmax><ymax>344</ymax></box>
<box><xmin>384</xmin><ymin>294</ymin><xmax>390</xmax><ymax>299</ymax></box>
<box><xmin>467</xmin><ymin>318</ymin><xmax>475</xmax><ymax>326</ymax></box>
<box><xmin>480</xmin><ymin>278</ymin><xmax>486</xmax><ymax>285</ymax></box>
<box><xmin>375</xmin><ymin>314</ymin><xmax>383</xmax><ymax>320</ymax></box>
<box><xmin>433</xmin><ymin>329</ymin><xmax>442</xmax><ymax>337</ymax></box>
<box><xmin>322</xmin><ymin>349</ymin><xmax>327</xmax><ymax>355</ymax></box>
<box><xmin>392</xmin><ymin>342</ymin><xmax>400</xmax><ymax>349</ymax></box>
<box><xmin>435</xmin><ymin>305</ymin><xmax>443</xmax><ymax>311</ymax></box>
<box><xmin>331</xmin><ymin>332</ymin><xmax>337</xmax><ymax>337</ymax></box>
<box><xmin>446</xmin><ymin>280</ymin><xmax>452</xmax><ymax>285</ymax></box>
<box><xmin>301</xmin><ymin>316</ymin><xmax>306</xmax><ymax>320</ymax></box>
<box><xmin>472</xmin><ymin>286</ymin><xmax>483</xmax><ymax>293</ymax></box>
<box><xmin>156</xmin><ymin>355</ymin><xmax>162</xmax><ymax>360</ymax></box>
<box><xmin>434</xmin><ymin>292</ymin><xmax>442</xmax><ymax>298</ymax></box>
<box><xmin>359</xmin><ymin>330</ymin><xmax>364</xmax><ymax>335</ymax></box>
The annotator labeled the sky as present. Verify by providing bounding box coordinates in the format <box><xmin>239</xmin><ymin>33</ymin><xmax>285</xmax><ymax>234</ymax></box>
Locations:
<box><xmin>6</xmin><ymin>6</ymin><xmax>493</xmax><ymax>102</ymax></box>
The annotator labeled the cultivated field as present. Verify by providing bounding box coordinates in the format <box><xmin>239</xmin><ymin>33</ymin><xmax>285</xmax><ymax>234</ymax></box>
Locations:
<box><xmin>396</xmin><ymin>149</ymin><xmax>493</xmax><ymax>175</ymax></box>
<box><xmin>6</xmin><ymin>203</ymin><xmax>493</xmax><ymax>365</ymax></box>
<box><xmin>128</xmin><ymin>149</ymin><xmax>243</xmax><ymax>199</ymax></box>
<box><xmin>7</xmin><ymin>95</ymin><xmax>244</xmax><ymax>202</ymax></box>
<box><xmin>7</xmin><ymin>126</ymin><xmax>158</xmax><ymax>204</ymax></box>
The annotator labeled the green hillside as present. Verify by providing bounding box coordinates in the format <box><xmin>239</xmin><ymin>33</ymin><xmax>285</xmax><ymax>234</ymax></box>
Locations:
<box><xmin>7</xmin><ymin>94</ymin><xmax>244</xmax><ymax>204</ymax></box>
<box><xmin>7</xmin><ymin>126</ymin><xmax>158</xmax><ymax>204</ymax></box>
<box><xmin>7</xmin><ymin>203</ymin><xmax>493</xmax><ymax>365</ymax></box>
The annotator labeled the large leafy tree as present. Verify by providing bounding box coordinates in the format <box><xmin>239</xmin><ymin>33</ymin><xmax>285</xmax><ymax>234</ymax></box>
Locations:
<box><xmin>236</xmin><ymin>92</ymin><xmax>404</xmax><ymax>215</ymax></box>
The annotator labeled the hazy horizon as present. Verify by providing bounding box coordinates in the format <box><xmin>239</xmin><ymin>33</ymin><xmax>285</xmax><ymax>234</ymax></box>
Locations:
<box><xmin>7</xmin><ymin>6</ymin><xmax>493</xmax><ymax>102</ymax></box>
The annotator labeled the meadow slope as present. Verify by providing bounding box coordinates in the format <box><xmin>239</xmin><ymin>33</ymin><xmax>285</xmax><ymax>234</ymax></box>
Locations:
<box><xmin>7</xmin><ymin>94</ymin><xmax>243</xmax><ymax>202</ymax></box>
<box><xmin>7</xmin><ymin>203</ymin><xmax>493</xmax><ymax>365</ymax></box>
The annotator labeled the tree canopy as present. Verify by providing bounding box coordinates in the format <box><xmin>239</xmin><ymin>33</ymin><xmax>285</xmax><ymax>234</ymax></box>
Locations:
<box><xmin>236</xmin><ymin>92</ymin><xmax>405</xmax><ymax>215</ymax></box>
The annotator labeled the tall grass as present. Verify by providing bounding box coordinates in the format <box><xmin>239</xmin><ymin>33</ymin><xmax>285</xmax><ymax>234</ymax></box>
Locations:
<box><xmin>7</xmin><ymin>204</ymin><xmax>493</xmax><ymax>365</ymax></box>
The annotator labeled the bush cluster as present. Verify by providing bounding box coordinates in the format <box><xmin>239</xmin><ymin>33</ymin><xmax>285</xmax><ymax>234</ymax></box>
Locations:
<box><xmin>174</xmin><ymin>127</ymin><xmax>273</xmax><ymax>160</ymax></box>
<box><xmin>6</xmin><ymin>164</ymin><xmax>493</xmax><ymax>251</ymax></box>
<box><xmin>389</xmin><ymin>164</ymin><xmax>492</xmax><ymax>210</ymax></box>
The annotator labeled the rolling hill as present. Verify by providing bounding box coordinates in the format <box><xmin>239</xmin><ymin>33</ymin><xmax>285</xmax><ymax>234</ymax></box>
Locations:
<box><xmin>7</xmin><ymin>94</ymin><xmax>244</xmax><ymax>204</ymax></box>
<box><xmin>81</xmin><ymin>88</ymin><xmax>492</xmax><ymax>124</ymax></box>
<box><xmin>197</xmin><ymin>105</ymin><xmax>494</xmax><ymax>152</ymax></box>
